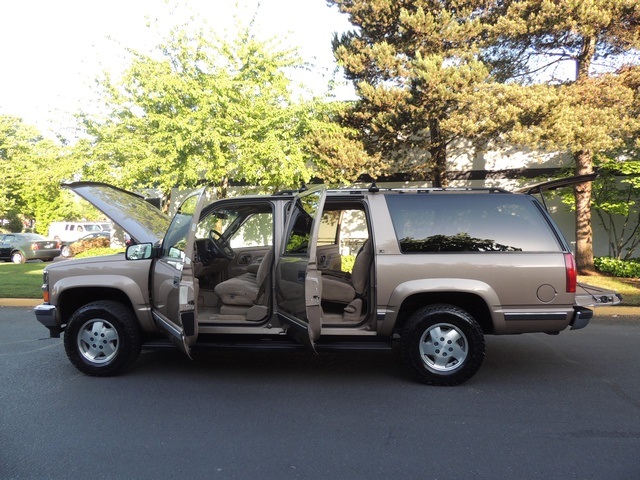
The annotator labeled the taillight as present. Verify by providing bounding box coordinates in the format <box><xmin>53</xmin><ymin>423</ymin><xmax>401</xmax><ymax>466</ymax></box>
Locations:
<box><xmin>31</xmin><ymin>243</ymin><xmax>40</xmax><ymax>251</ymax></box>
<box><xmin>564</xmin><ymin>253</ymin><xmax>577</xmax><ymax>293</ymax></box>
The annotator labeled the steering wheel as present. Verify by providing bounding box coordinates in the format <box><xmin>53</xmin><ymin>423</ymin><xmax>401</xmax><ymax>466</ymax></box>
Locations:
<box><xmin>208</xmin><ymin>229</ymin><xmax>235</xmax><ymax>260</ymax></box>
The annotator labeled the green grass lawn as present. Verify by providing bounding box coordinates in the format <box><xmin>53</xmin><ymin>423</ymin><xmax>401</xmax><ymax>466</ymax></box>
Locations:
<box><xmin>1</xmin><ymin>258</ymin><xmax>639</xmax><ymax>305</ymax></box>
<box><xmin>0</xmin><ymin>262</ymin><xmax>45</xmax><ymax>298</ymax></box>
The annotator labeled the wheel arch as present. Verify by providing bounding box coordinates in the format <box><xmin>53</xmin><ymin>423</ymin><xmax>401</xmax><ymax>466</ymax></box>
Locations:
<box><xmin>381</xmin><ymin>279</ymin><xmax>500</xmax><ymax>336</ymax></box>
<box><xmin>53</xmin><ymin>275</ymin><xmax>152</xmax><ymax>332</ymax></box>
<box><xmin>58</xmin><ymin>287</ymin><xmax>136</xmax><ymax>324</ymax></box>
<box><xmin>394</xmin><ymin>292</ymin><xmax>494</xmax><ymax>335</ymax></box>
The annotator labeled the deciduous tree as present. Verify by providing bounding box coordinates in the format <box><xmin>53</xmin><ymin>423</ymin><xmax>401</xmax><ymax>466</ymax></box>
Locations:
<box><xmin>0</xmin><ymin>115</ymin><xmax>80</xmax><ymax>234</ymax></box>
<box><xmin>78</xmin><ymin>24</ymin><xmax>316</xmax><ymax>201</ymax></box>
<box><xmin>483</xmin><ymin>0</ymin><xmax>640</xmax><ymax>272</ymax></box>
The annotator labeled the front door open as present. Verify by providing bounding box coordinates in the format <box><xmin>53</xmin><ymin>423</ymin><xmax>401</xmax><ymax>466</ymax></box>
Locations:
<box><xmin>151</xmin><ymin>188</ymin><xmax>206</xmax><ymax>357</ymax></box>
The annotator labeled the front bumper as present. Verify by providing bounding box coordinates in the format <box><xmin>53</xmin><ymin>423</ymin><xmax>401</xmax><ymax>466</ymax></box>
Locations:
<box><xmin>34</xmin><ymin>304</ymin><xmax>62</xmax><ymax>338</ymax></box>
<box><xmin>570</xmin><ymin>306</ymin><xmax>593</xmax><ymax>330</ymax></box>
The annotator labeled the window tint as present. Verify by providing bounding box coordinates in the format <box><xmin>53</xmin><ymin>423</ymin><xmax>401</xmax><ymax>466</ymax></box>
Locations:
<box><xmin>385</xmin><ymin>194</ymin><xmax>560</xmax><ymax>253</ymax></box>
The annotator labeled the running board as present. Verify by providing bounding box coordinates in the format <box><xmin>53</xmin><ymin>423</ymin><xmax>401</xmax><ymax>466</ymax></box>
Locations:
<box><xmin>142</xmin><ymin>338</ymin><xmax>393</xmax><ymax>353</ymax></box>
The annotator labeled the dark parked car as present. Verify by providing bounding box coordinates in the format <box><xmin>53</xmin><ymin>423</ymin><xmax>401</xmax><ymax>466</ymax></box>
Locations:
<box><xmin>60</xmin><ymin>231</ymin><xmax>110</xmax><ymax>257</ymax></box>
<box><xmin>0</xmin><ymin>233</ymin><xmax>61</xmax><ymax>263</ymax></box>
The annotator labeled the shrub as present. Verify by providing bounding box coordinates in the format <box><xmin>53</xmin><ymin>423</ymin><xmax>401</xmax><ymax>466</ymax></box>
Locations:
<box><xmin>341</xmin><ymin>254</ymin><xmax>356</xmax><ymax>273</ymax></box>
<box><xmin>70</xmin><ymin>237</ymin><xmax>111</xmax><ymax>256</ymax></box>
<box><xmin>75</xmin><ymin>247</ymin><xmax>124</xmax><ymax>259</ymax></box>
<box><xmin>0</xmin><ymin>212</ymin><xmax>23</xmax><ymax>233</ymax></box>
<box><xmin>594</xmin><ymin>257</ymin><xmax>640</xmax><ymax>278</ymax></box>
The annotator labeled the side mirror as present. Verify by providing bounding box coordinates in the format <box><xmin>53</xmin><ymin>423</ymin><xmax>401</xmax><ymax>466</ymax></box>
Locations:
<box><xmin>126</xmin><ymin>243</ymin><xmax>153</xmax><ymax>260</ymax></box>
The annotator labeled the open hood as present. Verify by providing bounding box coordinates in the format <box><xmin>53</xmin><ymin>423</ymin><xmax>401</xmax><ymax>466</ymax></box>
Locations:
<box><xmin>63</xmin><ymin>182</ymin><xmax>170</xmax><ymax>245</ymax></box>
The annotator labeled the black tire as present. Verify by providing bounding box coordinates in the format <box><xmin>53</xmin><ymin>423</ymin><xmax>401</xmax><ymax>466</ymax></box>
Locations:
<box><xmin>64</xmin><ymin>301</ymin><xmax>142</xmax><ymax>376</ymax></box>
<box><xmin>401</xmin><ymin>304</ymin><xmax>485</xmax><ymax>386</ymax></box>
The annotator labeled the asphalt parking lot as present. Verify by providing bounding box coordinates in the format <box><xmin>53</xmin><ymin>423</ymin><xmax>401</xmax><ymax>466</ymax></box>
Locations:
<box><xmin>1</xmin><ymin>306</ymin><xmax>639</xmax><ymax>479</ymax></box>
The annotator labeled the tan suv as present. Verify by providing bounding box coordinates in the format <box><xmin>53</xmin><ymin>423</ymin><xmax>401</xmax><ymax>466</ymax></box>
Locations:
<box><xmin>34</xmin><ymin>177</ymin><xmax>620</xmax><ymax>385</ymax></box>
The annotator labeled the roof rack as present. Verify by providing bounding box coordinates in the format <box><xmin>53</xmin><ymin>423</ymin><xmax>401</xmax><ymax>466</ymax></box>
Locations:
<box><xmin>365</xmin><ymin>187</ymin><xmax>512</xmax><ymax>194</ymax></box>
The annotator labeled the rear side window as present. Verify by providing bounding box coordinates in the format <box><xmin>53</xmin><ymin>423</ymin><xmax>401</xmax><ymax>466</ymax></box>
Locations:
<box><xmin>385</xmin><ymin>194</ymin><xmax>561</xmax><ymax>253</ymax></box>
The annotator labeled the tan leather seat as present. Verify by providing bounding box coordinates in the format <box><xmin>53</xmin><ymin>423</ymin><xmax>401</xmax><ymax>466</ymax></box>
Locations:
<box><xmin>214</xmin><ymin>249</ymin><xmax>273</xmax><ymax>307</ymax></box>
<box><xmin>322</xmin><ymin>240</ymin><xmax>372</xmax><ymax>304</ymax></box>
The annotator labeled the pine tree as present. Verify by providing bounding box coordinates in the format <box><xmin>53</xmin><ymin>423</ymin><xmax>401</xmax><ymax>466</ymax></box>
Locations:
<box><xmin>329</xmin><ymin>0</ymin><xmax>495</xmax><ymax>187</ymax></box>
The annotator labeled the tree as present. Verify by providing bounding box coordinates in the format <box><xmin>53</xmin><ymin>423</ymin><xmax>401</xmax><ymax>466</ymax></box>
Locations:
<box><xmin>303</xmin><ymin>99</ymin><xmax>384</xmax><ymax>184</ymax></box>
<box><xmin>589</xmin><ymin>67</ymin><xmax>640</xmax><ymax>260</ymax></box>
<box><xmin>328</xmin><ymin>0</ymin><xmax>500</xmax><ymax>187</ymax></box>
<box><xmin>0</xmin><ymin>115</ymin><xmax>80</xmax><ymax>234</ymax></box>
<box><xmin>482</xmin><ymin>0</ymin><xmax>640</xmax><ymax>272</ymax></box>
<box><xmin>78</xmin><ymin>23</ymin><xmax>316</xmax><ymax>201</ymax></box>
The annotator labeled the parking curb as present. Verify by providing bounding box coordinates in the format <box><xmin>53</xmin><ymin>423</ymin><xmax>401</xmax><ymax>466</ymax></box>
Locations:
<box><xmin>0</xmin><ymin>298</ymin><xmax>41</xmax><ymax>307</ymax></box>
<box><xmin>592</xmin><ymin>306</ymin><xmax>639</xmax><ymax>317</ymax></box>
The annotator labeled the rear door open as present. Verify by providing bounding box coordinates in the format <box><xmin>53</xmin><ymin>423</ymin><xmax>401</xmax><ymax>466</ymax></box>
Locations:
<box><xmin>275</xmin><ymin>187</ymin><xmax>327</xmax><ymax>349</ymax></box>
<box><xmin>520</xmin><ymin>173</ymin><xmax>621</xmax><ymax>307</ymax></box>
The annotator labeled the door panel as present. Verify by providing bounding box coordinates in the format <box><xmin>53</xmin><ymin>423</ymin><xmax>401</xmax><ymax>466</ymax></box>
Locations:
<box><xmin>275</xmin><ymin>187</ymin><xmax>326</xmax><ymax>349</ymax></box>
<box><xmin>225</xmin><ymin>246</ymin><xmax>272</xmax><ymax>279</ymax></box>
<box><xmin>151</xmin><ymin>188</ymin><xmax>206</xmax><ymax>357</ymax></box>
<box><xmin>316</xmin><ymin>244</ymin><xmax>341</xmax><ymax>271</ymax></box>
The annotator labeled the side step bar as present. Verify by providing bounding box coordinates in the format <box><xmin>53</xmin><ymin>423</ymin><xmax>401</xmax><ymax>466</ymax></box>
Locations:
<box><xmin>142</xmin><ymin>338</ymin><xmax>393</xmax><ymax>353</ymax></box>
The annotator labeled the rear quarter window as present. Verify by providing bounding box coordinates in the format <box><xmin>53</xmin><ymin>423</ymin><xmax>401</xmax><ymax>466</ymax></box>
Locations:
<box><xmin>384</xmin><ymin>193</ymin><xmax>561</xmax><ymax>253</ymax></box>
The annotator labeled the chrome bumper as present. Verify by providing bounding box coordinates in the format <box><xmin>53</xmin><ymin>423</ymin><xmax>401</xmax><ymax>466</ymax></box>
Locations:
<box><xmin>570</xmin><ymin>306</ymin><xmax>593</xmax><ymax>330</ymax></box>
<box><xmin>34</xmin><ymin>304</ymin><xmax>61</xmax><ymax>338</ymax></box>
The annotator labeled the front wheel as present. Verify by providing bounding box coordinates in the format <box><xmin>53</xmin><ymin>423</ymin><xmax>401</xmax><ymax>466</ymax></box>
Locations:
<box><xmin>401</xmin><ymin>304</ymin><xmax>485</xmax><ymax>386</ymax></box>
<box><xmin>64</xmin><ymin>301</ymin><xmax>142</xmax><ymax>376</ymax></box>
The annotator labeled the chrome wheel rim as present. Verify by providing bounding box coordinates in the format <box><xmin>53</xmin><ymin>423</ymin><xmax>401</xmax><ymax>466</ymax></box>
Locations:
<box><xmin>77</xmin><ymin>318</ymin><xmax>119</xmax><ymax>364</ymax></box>
<box><xmin>11</xmin><ymin>252</ymin><xmax>23</xmax><ymax>263</ymax></box>
<box><xmin>419</xmin><ymin>323</ymin><xmax>468</xmax><ymax>373</ymax></box>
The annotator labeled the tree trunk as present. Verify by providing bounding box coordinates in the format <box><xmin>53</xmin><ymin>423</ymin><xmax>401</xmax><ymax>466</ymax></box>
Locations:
<box><xmin>574</xmin><ymin>149</ymin><xmax>595</xmax><ymax>274</ymax></box>
<box><xmin>428</xmin><ymin>118</ymin><xmax>448</xmax><ymax>188</ymax></box>
<box><xmin>219</xmin><ymin>175</ymin><xmax>229</xmax><ymax>199</ymax></box>
<box><xmin>573</xmin><ymin>35</ymin><xmax>597</xmax><ymax>274</ymax></box>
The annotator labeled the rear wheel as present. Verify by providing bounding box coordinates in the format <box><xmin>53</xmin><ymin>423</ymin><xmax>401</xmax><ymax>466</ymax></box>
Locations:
<box><xmin>401</xmin><ymin>304</ymin><xmax>485</xmax><ymax>386</ymax></box>
<box><xmin>11</xmin><ymin>251</ymin><xmax>25</xmax><ymax>264</ymax></box>
<box><xmin>64</xmin><ymin>301</ymin><xmax>141</xmax><ymax>376</ymax></box>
